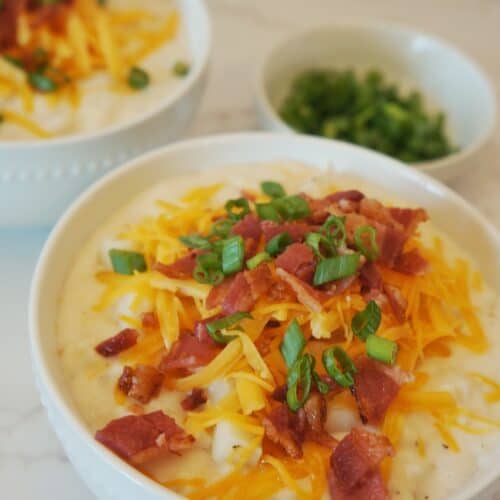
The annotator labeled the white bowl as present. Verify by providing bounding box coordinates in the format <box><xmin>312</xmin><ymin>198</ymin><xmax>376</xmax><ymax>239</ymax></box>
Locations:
<box><xmin>0</xmin><ymin>0</ymin><xmax>211</xmax><ymax>227</ymax></box>
<box><xmin>255</xmin><ymin>21</ymin><xmax>497</xmax><ymax>183</ymax></box>
<box><xmin>30</xmin><ymin>133</ymin><xmax>500</xmax><ymax>500</ymax></box>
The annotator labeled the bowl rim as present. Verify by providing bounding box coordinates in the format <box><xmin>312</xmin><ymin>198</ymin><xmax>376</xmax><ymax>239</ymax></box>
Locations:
<box><xmin>0</xmin><ymin>0</ymin><xmax>211</xmax><ymax>151</ymax></box>
<box><xmin>254</xmin><ymin>18</ymin><xmax>498</xmax><ymax>174</ymax></box>
<box><xmin>29</xmin><ymin>132</ymin><xmax>500</xmax><ymax>499</ymax></box>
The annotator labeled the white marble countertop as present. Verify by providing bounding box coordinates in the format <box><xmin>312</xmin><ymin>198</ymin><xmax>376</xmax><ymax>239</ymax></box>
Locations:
<box><xmin>1</xmin><ymin>1</ymin><xmax>499</xmax><ymax>498</ymax></box>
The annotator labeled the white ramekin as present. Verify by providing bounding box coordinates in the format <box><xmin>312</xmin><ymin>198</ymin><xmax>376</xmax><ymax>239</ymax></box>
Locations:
<box><xmin>30</xmin><ymin>133</ymin><xmax>500</xmax><ymax>500</ymax></box>
<box><xmin>0</xmin><ymin>0</ymin><xmax>211</xmax><ymax>227</ymax></box>
<box><xmin>255</xmin><ymin>21</ymin><xmax>497</xmax><ymax>183</ymax></box>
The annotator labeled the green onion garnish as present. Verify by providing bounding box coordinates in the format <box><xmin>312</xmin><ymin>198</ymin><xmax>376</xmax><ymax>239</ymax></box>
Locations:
<box><xmin>28</xmin><ymin>72</ymin><xmax>57</xmax><ymax>93</ymax></box>
<box><xmin>173</xmin><ymin>60</ymin><xmax>190</xmax><ymax>77</ymax></box>
<box><xmin>274</xmin><ymin>195</ymin><xmax>311</xmax><ymax>220</ymax></box>
<box><xmin>210</xmin><ymin>218</ymin><xmax>234</xmax><ymax>238</ymax></box>
<box><xmin>206</xmin><ymin>311</ymin><xmax>252</xmax><ymax>343</ymax></box>
<box><xmin>225</xmin><ymin>198</ymin><xmax>250</xmax><ymax>221</ymax></box>
<box><xmin>322</xmin><ymin>215</ymin><xmax>347</xmax><ymax>248</ymax></box>
<box><xmin>313</xmin><ymin>371</ymin><xmax>330</xmax><ymax>394</ymax></box>
<box><xmin>286</xmin><ymin>353</ymin><xmax>314</xmax><ymax>411</ymax></box>
<box><xmin>305</xmin><ymin>232</ymin><xmax>334</xmax><ymax>260</ymax></box>
<box><xmin>193</xmin><ymin>252</ymin><xmax>224</xmax><ymax>285</ymax></box>
<box><xmin>322</xmin><ymin>347</ymin><xmax>357</xmax><ymax>388</ymax></box>
<box><xmin>256</xmin><ymin>202</ymin><xmax>281</xmax><ymax>222</ymax></box>
<box><xmin>265</xmin><ymin>232</ymin><xmax>293</xmax><ymax>257</ymax></box>
<box><xmin>261</xmin><ymin>181</ymin><xmax>286</xmax><ymax>199</ymax></box>
<box><xmin>366</xmin><ymin>335</ymin><xmax>398</xmax><ymax>365</ymax></box>
<box><xmin>3</xmin><ymin>54</ymin><xmax>23</xmax><ymax>68</ymax></box>
<box><xmin>247</xmin><ymin>251</ymin><xmax>271</xmax><ymax>270</ymax></box>
<box><xmin>313</xmin><ymin>253</ymin><xmax>360</xmax><ymax>286</ymax></box>
<box><xmin>222</xmin><ymin>236</ymin><xmax>245</xmax><ymax>274</ymax></box>
<box><xmin>128</xmin><ymin>66</ymin><xmax>150</xmax><ymax>90</ymax></box>
<box><xmin>354</xmin><ymin>225</ymin><xmax>379</xmax><ymax>261</ymax></box>
<box><xmin>352</xmin><ymin>300</ymin><xmax>382</xmax><ymax>341</ymax></box>
<box><xmin>179</xmin><ymin>234</ymin><xmax>212</xmax><ymax>250</ymax></box>
<box><xmin>279</xmin><ymin>319</ymin><xmax>306</xmax><ymax>368</ymax></box>
<box><xmin>109</xmin><ymin>249</ymin><xmax>147</xmax><ymax>275</ymax></box>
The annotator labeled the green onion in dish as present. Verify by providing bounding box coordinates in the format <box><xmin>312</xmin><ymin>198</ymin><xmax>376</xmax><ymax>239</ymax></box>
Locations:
<box><xmin>265</xmin><ymin>232</ymin><xmax>293</xmax><ymax>257</ymax></box>
<box><xmin>225</xmin><ymin>198</ymin><xmax>250</xmax><ymax>221</ymax></box>
<box><xmin>305</xmin><ymin>232</ymin><xmax>334</xmax><ymax>259</ymax></box>
<box><xmin>209</xmin><ymin>219</ymin><xmax>234</xmax><ymax>238</ymax></box>
<box><xmin>109</xmin><ymin>249</ymin><xmax>147</xmax><ymax>275</ymax></box>
<box><xmin>222</xmin><ymin>236</ymin><xmax>245</xmax><ymax>274</ymax></box>
<box><xmin>247</xmin><ymin>251</ymin><xmax>271</xmax><ymax>270</ymax></box>
<box><xmin>179</xmin><ymin>234</ymin><xmax>213</xmax><ymax>250</ymax></box>
<box><xmin>286</xmin><ymin>353</ymin><xmax>314</xmax><ymax>411</ymax></box>
<box><xmin>354</xmin><ymin>225</ymin><xmax>379</xmax><ymax>261</ymax></box>
<box><xmin>313</xmin><ymin>253</ymin><xmax>360</xmax><ymax>286</ymax></box>
<box><xmin>28</xmin><ymin>72</ymin><xmax>57</xmax><ymax>93</ymax></box>
<box><xmin>256</xmin><ymin>202</ymin><xmax>281</xmax><ymax>222</ymax></box>
<box><xmin>206</xmin><ymin>312</ymin><xmax>252</xmax><ymax>344</ymax></box>
<box><xmin>366</xmin><ymin>335</ymin><xmax>398</xmax><ymax>365</ymax></box>
<box><xmin>261</xmin><ymin>180</ymin><xmax>286</xmax><ymax>199</ymax></box>
<box><xmin>193</xmin><ymin>252</ymin><xmax>224</xmax><ymax>285</ymax></box>
<box><xmin>280</xmin><ymin>319</ymin><xmax>306</xmax><ymax>368</ymax></box>
<box><xmin>128</xmin><ymin>66</ymin><xmax>150</xmax><ymax>90</ymax></box>
<box><xmin>322</xmin><ymin>215</ymin><xmax>347</xmax><ymax>248</ymax></box>
<box><xmin>274</xmin><ymin>195</ymin><xmax>311</xmax><ymax>220</ymax></box>
<box><xmin>322</xmin><ymin>346</ymin><xmax>357</xmax><ymax>388</ymax></box>
<box><xmin>352</xmin><ymin>300</ymin><xmax>382</xmax><ymax>341</ymax></box>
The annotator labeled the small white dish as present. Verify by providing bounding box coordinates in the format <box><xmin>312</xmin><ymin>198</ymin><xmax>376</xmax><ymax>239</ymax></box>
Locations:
<box><xmin>30</xmin><ymin>132</ymin><xmax>500</xmax><ymax>500</ymax></box>
<box><xmin>255</xmin><ymin>21</ymin><xmax>497</xmax><ymax>183</ymax></box>
<box><xmin>0</xmin><ymin>0</ymin><xmax>211</xmax><ymax>227</ymax></box>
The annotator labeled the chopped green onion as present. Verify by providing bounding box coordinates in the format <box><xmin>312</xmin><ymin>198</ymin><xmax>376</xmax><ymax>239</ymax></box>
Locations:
<box><xmin>32</xmin><ymin>47</ymin><xmax>49</xmax><ymax>69</ymax></box>
<box><xmin>3</xmin><ymin>54</ymin><xmax>23</xmax><ymax>68</ymax></box>
<box><xmin>265</xmin><ymin>232</ymin><xmax>293</xmax><ymax>257</ymax></box>
<box><xmin>207</xmin><ymin>330</ymin><xmax>238</xmax><ymax>344</ymax></box>
<box><xmin>354</xmin><ymin>225</ymin><xmax>379</xmax><ymax>261</ymax></box>
<box><xmin>322</xmin><ymin>347</ymin><xmax>357</xmax><ymax>388</ymax></box>
<box><xmin>305</xmin><ymin>232</ymin><xmax>334</xmax><ymax>259</ymax></box>
<box><xmin>206</xmin><ymin>311</ymin><xmax>252</xmax><ymax>335</ymax></box>
<box><xmin>286</xmin><ymin>354</ymin><xmax>314</xmax><ymax>411</ymax></box>
<box><xmin>225</xmin><ymin>198</ymin><xmax>250</xmax><ymax>221</ymax></box>
<box><xmin>179</xmin><ymin>234</ymin><xmax>212</xmax><ymax>249</ymax></box>
<box><xmin>256</xmin><ymin>202</ymin><xmax>281</xmax><ymax>222</ymax></box>
<box><xmin>313</xmin><ymin>371</ymin><xmax>330</xmax><ymax>394</ymax></box>
<box><xmin>274</xmin><ymin>195</ymin><xmax>311</xmax><ymax>220</ymax></box>
<box><xmin>352</xmin><ymin>300</ymin><xmax>382</xmax><ymax>341</ymax></box>
<box><xmin>210</xmin><ymin>218</ymin><xmax>234</xmax><ymax>238</ymax></box>
<box><xmin>173</xmin><ymin>60</ymin><xmax>190</xmax><ymax>77</ymax></box>
<box><xmin>128</xmin><ymin>66</ymin><xmax>150</xmax><ymax>90</ymax></box>
<box><xmin>366</xmin><ymin>335</ymin><xmax>398</xmax><ymax>364</ymax></box>
<box><xmin>247</xmin><ymin>251</ymin><xmax>271</xmax><ymax>270</ymax></box>
<box><xmin>193</xmin><ymin>252</ymin><xmax>224</xmax><ymax>285</ymax></box>
<box><xmin>322</xmin><ymin>215</ymin><xmax>347</xmax><ymax>248</ymax></box>
<box><xmin>28</xmin><ymin>72</ymin><xmax>57</xmax><ymax>93</ymax></box>
<box><xmin>109</xmin><ymin>249</ymin><xmax>147</xmax><ymax>275</ymax></box>
<box><xmin>313</xmin><ymin>253</ymin><xmax>360</xmax><ymax>286</ymax></box>
<box><xmin>222</xmin><ymin>236</ymin><xmax>245</xmax><ymax>274</ymax></box>
<box><xmin>280</xmin><ymin>319</ymin><xmax>306</xmax><ymax>368</ymax></box>
<box><xmin>261</xmin><ymin>181</ymin><xmax>286</xmax><ymax>199</ymax></box>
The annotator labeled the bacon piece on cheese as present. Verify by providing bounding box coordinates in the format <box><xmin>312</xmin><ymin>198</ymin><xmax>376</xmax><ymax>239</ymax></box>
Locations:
<box><xmin>95</xmin><ymin>328</ymin><xmax>139</xmax><ymax>358</ymax></box>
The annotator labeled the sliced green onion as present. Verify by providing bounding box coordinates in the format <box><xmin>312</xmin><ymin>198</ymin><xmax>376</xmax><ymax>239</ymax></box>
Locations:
<box><xmin>274</xmin><ymin>195</ymin><xmax>311</xmax><ymax>220</ymax></box>
<box><xmin>193</xmin><ymin>252</ymin><xmax>224</xmax><ymax>285</ymax></box>
<box><xmin>313</xmin><ymin>371</ymin><xmax>330</xmax><ymax>394</ymax></box>
<box><xmin>207</xmin><ymin>330</ymin><xmax>238</xmax><ymax>344</ymax></box>
<box><xmin>366</xmin><ymin>335</ymin><xmax>398</xmax><ymax>364</ymax></box>
<box><xmin>313</xmin><ymin>253</ymin><xmax>360</xmax><ymax>286</ymax></box>
<box><xmin>206</xmin><ymin>311</ymin><xmax>253</xmax><ymax>335</ymax></box>
<box><xmin>128</xmin><ymin>66</ymin><xmax>150</xmax><ymax>90</ymax></box>
<box><xmin>256</xmin><ymin>202</ymin><xmax>281</xmax><ymax>222</ymax></box>
<box><xmin>210</xmin><ymin>218</ymin><xmax>234</xmax><ymax>238</ymax></box>
<box><xmin>3</xmin><ymin>54</ymin><xmax>23</xmax><ymax>68</ymax></box>
<box><xmin>28</xmin><ymin>72</ymin><xmax>57</xmax><ymax>93</ymax></box>
<box><xmin>265</xmin><ymin>232</ymin><xmax>293</xmax><ymax>257</ymax></box>
<box><xmin>179</xmin><ymin>234</ymin><xmax>212</xmax><ymax>249</ymax></box>
<box><xmin>109</xmin><ymin>249</ymin><xmax>147</xmax><ymax>275</ymax></box>
<box><xmin>352</xmin><ymin>300</ymin><xmax>382</xmax><ymax>341</ymax></box>
<box><xmin>322</xmin><ymin>215</ymin><xmax>347</xmax><ymax>248</ymax></box>
<box><xmin>280</xmin><ymin>319</ymin><xmax>306</xmax><ymax>368</ymax></box>
<box><xmin>173</xmin><ymin>60</ymin><xmax>190</xmax><ymax>77</ymax></box>
<box><xmin>225</xmin><ymin>198</ymin><xmax>250</xmax><ymax>221</ymax></box>
<box><xmin>247</xmin><ymin>251</ymin><xmax>271</xmax><ymax>270</ymax></box>
<box><xmin>322</xmin><ymin>347</ymin><xmax>357</xmax><ymax>388</ymax></box>
<box><xmin>222</xmin><ymin>236</ymin><xmax>245</xmax><ymax>274</ymax></box>
<box><xmin>286</xmin><ymin>354</ymin><xmax>314</xmax><ymax>411</ymax></box>
<box><xmin>354</xmin><ymin>225</ymin><xmax>380</xmax><ymax>261</ymax></box>
<box><xmin>261</xmin><ymin>181</ymin><xmax>286</xmax><ymax>199</ymax></box>
<box><xmin>305</xmin><ymin>232</ymin><xmax>334</xmax><ymax>259</ymax></box>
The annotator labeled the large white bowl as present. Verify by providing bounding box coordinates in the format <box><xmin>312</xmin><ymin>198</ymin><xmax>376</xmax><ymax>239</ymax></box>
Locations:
<box><xmin>255</xmin><ymin>21</ymin><xmax>497</xmax><ymax>183</ymax></box>
<box><xmin>30</xmin><ymin>133</ymin><xmax>500</xmax><ymax>500</ymax></box>
<box><xmin>0</xmin><ymin>0</ymin><xmax>211</xmax><ymax>227</ymax></box>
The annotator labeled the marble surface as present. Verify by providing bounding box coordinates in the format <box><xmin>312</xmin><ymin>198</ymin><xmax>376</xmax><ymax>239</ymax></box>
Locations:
<box><xmin>0</xmin><ymin>1</ymin><xmax>499</xmax><ymax>499</ymax></box>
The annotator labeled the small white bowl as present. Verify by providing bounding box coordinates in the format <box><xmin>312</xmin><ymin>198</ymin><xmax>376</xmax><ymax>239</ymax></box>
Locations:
<box><xmin>255</xmin><ymin>21</ymin><xmax>497</xmax><ymax>183</ymax></box>
<box><xmin>0</xmin><ymin>0</ymin><xmax>211</xmax><ymax>227</ymax></box>
<box><xmin>30</xmin><ymin>132</ymin><xmax>500</xmax><ymax>500</ymax></box>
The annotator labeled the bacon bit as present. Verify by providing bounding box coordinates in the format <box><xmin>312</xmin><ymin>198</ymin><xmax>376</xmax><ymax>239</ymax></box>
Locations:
<box><xmin>222</xmin><ymin>272</ymin><xmax>255</xmax><ymax>314</ymax></box>
<box><xmin>384</xmin><ymin>284</ymin><xmax>407</xmax><ymax>323</ymax></box>
<box><xmin>231</xmin><ymin>214</ymin><xmax>262</xmax><ymax>242</ymax></box>
<box><xmin>206</xmin><ymin>276</ymin><xmax>235</xmax><ymax>310</ymax></box>
<box><xmin>276</xmin><ymin>268</ymin><xmax>325</xmax><ymax>313</ymax></box>
<box><xmin>245</xmin><ymin>263</ymin><xmax>273</xmax><ymax>300</ymax></box>
<box><xmin>95</xmin><ymin>410</ymin><xmax>195</xmax><ymax>464</ymax></box>
<box><xmin>95</xmin><ymin>329</ymin><xmax>139</xmax><ymax>358</ymax></box>
<box><xmin>181</xmin><ymin>388</ymin><xmax>208</xmax><ymax>411</ymax></box>
<box><xmin>359</xmin><ymin>262</ymin><xmax>383</xmax><ymax>293</ymax></box>
<box><xmin>262</xmin><ymin>404</ymin><xmax>303</xmax><ymax>459</ymax></box>
<box><xmin>267</xmin><ymin>280</ymin><xmax>297</xmax><ymax>303</ymax></box>
<box><xmin>0</xmin><ymin>0</ymin><xmax>23</xmax><ymax>49</ymax></box>
<box><xmin>261</xmin><ymin>220</ymin><xmax>313</xmax><ymax>242</ymax></box>
<box><xmin>307</xmin><ymin>190</ymin><xmax>365</xmax><ymax>223</ymax></box>
<box><xmin>303</xmin><ymin>392</ymin><xmax>327</xmax><ymax>433</ymax></box>
<box><xmin>326</xmin><ymin>190</ymin><xmax>365</xmax><ymax>204</ymax></box>
<box><xmin>389</xmin><ymin>207</ymin><xmax>428</xmax><ymax>236</ymax></box>
<box><xmin>322</xmin><ymin>275</ymin><xmax>358</xmax><ymax>297</ymax></box>
<box><xmin>118</xmin><ymin>364</ymin><xmax>164</xmax><ymax>405</ymax></box>
<box><xmin>352</xmin><ymin>358</ymin><xmax>401</xmax><ymax>425</ymax></box>
<box><xmin>375</xmin><ymin>223</ymin><xmax>408</xmax><ymax>268</ymax></box>
<box><xmin>275</xmin><ymin>242</ymin><xmax>316</xmax><ymax>283</ymax></box>
<box><xmin>359</xmin><ymin>198</ymin><xmax>395</xmax><ymax>227</ymax></box>
<box><xmin>141</xmin><ymin>312</ymin><xmax>160</xmax><ymax>329</ymax></box>
<box><xmin>154</xmin><ymin>250</ymin><xmax>201</xmax><ymax>279</ymax></box>
<box><xmin>271</xmin><ymin>384</ymin><xmax>288</xmax><ymax>402</ymax></box>
<box><xmin>394</xmin><ymin>249</ymin><xmax>429</xmax><ymax>276</ymax></box>
<box><xmin>193</xmin><ymin>316</ymin><xmax>221</xmax><ymax>345</ymax></box>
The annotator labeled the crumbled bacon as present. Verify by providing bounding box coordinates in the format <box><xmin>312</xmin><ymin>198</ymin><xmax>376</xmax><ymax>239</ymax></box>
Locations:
<box><xmin>394</xmin><ymin>248</ymin><xmax>429</xmax><ymax>276</ymax></box>
<box><xmin>231</xmin><ymin>213</ymin><xmax>262</xmax><ymax>242</ymax></box>
<box><xmin>276</xmin><ymin>268</ymin><xmax>325</xmax><ymax>312</ymax></box>
<box><xmin>302</xmin><ymin>393</ymin><xmax>338</xmax><ymax>448</ymax></box>
<box><xmin>206</xmin><ymin>276</ymin><xmax>235</xmax><ymax>310</ymax></box>
<box><xmin>95</xmin><ymin>329</ymin><xmax>139</xmax><ymax>358</ymax></box>
<box><xmin>141</xmin><ymin>312</ymin><xmax>159</xmax><ymax>329</ymax></box>
<box><xmin>154</xmin><ymin>250</ymin><xmax>201</xmax><ymax>279</ymax></box>
<box><xmin>389</xmin><ymin>207</ymin><xmax>428</xmax><ymax>236</ymax></box>
<box><xmin>245</xmin><ymin>263</ymin><xmax>273</xmax><ymax>299</ymax></box>
<box><xmin>95</xmin><ymin>410</ymin><xmax>194</xmax><ymax>464</ymax></box>
<box><xmin>181</xmin><ymin>388</ymin><xmax>207</xmax><ymax>411</ymax></box>
<box><xmin>322</xmin><ymin>275</ymin><xmax>358</xmax><ymax>297</ymax></box>
<box><xmin>261</xmin><ymin>220</ymin><xmax>312</xmax><ymax>242</ymax></box>
<box><xmin>262</xmin><ymin>404</ymin><xmax>303</xmax><ymax>459</ymax></box>
<box><xmin>0</xmin><ymin>0</ymin><xmax>23</xmax><ymax>49</ymax></box>
<box><xmin>359</xmin><ymin>198</ymin><xmax>394</xmax><ymax>227</ymax></box>
<box><xmin>118</xmin><ymin>364</ymin><xmax>164</xmax><ymax>405</ymax></box>
<box><xmin>374</xmin><ymin>222</ymin><xmax>408</xmax><ymax>267</ymax></box>
<box><xmin>359</xmin><ymin>261</ymin><xmax>383</xmax><ymax>293</ymax></box>
<box><xmin>267</xmin><ymin>279</ymin><xmax>297</xmax><ymax>303</ymax></box>
<box><xmin>352</xmin><ymin>357</ymin><xmax>401</xmax><ymax>425</ymax></box>
<box><xmin>275</xmin><ymin>242</ymin><xmax>316</xmax><ymax>283</ymax></box>
<box><xmin>384</xmin><ymin>284</ymin><xmax>407</xmax><ymax>323</ymax></box>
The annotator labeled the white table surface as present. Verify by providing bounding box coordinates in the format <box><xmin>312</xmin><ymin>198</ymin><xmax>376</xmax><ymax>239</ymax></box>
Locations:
<box><xmin>1</xmin><ymin>1</ymin><xmax>499</xmax><ymax>498</ymax></box>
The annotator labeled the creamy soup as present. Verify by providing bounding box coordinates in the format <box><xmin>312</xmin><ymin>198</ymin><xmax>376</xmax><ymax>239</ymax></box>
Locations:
<box><xmin>57</xmin><ymin>163</ymin><xmax>500</xmax><ymax>499</ymax></box>
<box><xmin>0</xmin><ymin>0</ymin><xmax>190</xmax><ymax>141</ymax></box>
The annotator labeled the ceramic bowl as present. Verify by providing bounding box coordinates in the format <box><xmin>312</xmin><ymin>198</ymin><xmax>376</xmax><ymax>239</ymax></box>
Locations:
<box><xmin>30</xmin><ymin>133</ymin><xmax>500</xmax><ymax>500</ymax></box>
<box><xmin>255</xmin><ymin>21</ymin><xmax>497</xmax><ymax>183</ymax></box>
<box><xmin>0</xmin><ymin>0</ymin><xmax>211</xmax><ymax>227</ymax></box>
